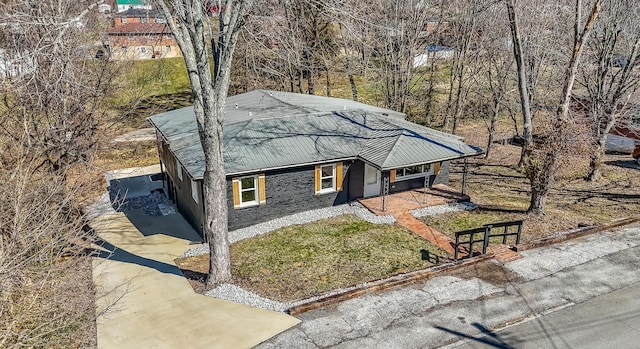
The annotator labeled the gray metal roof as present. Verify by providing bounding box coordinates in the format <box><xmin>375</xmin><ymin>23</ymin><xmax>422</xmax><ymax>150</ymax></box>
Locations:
<box><xmin>149</xmin><ymin>90</ymin><xmax>482</xmax><ymax>179</ymax></box>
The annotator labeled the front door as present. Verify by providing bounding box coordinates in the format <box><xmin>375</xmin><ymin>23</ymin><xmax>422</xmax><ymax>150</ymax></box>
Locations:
<box><xmin>363</xmin><ymin>164</ymin><xmax>381</xmax><ymax>198</ymax></box>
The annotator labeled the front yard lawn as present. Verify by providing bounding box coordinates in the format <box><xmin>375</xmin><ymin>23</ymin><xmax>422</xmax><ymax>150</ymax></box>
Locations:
<box><xmin>175</xmin><ymin>215</ymin><xmax>447</xmax><ymax>302</ymax></box>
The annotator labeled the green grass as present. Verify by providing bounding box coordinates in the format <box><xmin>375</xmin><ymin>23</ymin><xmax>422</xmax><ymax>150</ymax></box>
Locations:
<box><xmin>118</xmin><ymin>57</ymin><xmax>190</xmax><ymax>98</ymax></box>
<box><xmin>226</xmin><ymin>215</ymin><xmax>446</xmax><ymax>302</ymax></box>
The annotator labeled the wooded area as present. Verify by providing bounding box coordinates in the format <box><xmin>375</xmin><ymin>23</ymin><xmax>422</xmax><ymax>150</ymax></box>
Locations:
<box><xmin>1</xmin><ymin>0</ymin><xmax>638</xmax><ymax>346</ymax></box>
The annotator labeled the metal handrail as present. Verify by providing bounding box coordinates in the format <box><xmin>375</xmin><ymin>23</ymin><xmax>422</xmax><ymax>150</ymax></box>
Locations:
<box><xmin>454</xmin><ymin>220</ymin><xmax>523</xmax><ymax>261</ymax></box>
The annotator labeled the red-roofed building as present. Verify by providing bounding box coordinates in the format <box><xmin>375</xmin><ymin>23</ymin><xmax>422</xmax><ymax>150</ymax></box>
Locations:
<box><xmin>107</xmin><ymin>8</ymin><xmax>181</xmax><ymax>60</ymax></box>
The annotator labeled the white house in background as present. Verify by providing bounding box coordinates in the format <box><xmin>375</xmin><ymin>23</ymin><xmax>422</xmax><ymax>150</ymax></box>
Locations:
<box><xmin>606</xmin><ymin>124</ymin><xmax>640</xmax><ymax>154</ymax></box>
<box><xmin>98</xmin><ymin>3</ymin><xmax>112</xmax><ymax>14</ymax></box>
<box><xmin>0</xmin><ymin>49</ymin><xmax>34</xmax><ymax>78</ymax></box>
<box><xmin>413</xmin><ymin>45</ymin><xmax>454</xmax><ymax>68</ymax></box>
<box><xmin>116</xmin><ymin>0</ymin><xmax>152</xmax><ymax>13</ymax></box>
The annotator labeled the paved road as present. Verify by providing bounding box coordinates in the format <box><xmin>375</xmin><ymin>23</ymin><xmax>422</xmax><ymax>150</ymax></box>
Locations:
<box><xmin>448</xmin><ymin>281</ymin><xmax>640</xmax><ymax>348</ymax></box>
<box><xmin>257</xmin><ymin>224</ymin><xmax>640</xmax><ymax>348</ymax></box>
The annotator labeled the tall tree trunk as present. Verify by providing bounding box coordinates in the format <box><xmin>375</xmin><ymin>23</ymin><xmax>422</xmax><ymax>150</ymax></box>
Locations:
<box><xmin>528</xmin><ymin>186</ymin><xmax>548</xmax><ymax>215</ymax></box>
<box><xmin>485</xmin><ymin>103</ymin><xmax>500</xmax><ymax>159</ymax></box>
<box><xmin>156</xmin><ymin>0</ymin><xmax>253</xmax><ymax>287</ymax></box>
<box><xmin>525</xmin><ymin>0</ymin><xmax>601</xmax><ymax>214</ymax></box>
<box><xmin>585</xmin><ymin>114</ymin><xmax>616</xmax><ymax>181</ymax></box>
<box><xmin>348</xmin><ymin>72</ymin><xmax>358</xmax><ymax>101</ymax></box>
<box><xmin>505</xmin><ymin>0</ymin><xmax>533</xmax><ymax>167</ymax></box>
<box><xmin>324</xmin><ymin>65</ymin><xmax>331</xmax><ymax>97</ymax></box>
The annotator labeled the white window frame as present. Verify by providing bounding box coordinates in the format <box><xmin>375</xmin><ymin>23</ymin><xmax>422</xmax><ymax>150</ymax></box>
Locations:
<box><xmin>238</xmin><ymin>175</ymin><xmax>259</xmax><ymax>207</ymax></box>
<box><xmin>121</xmin><ymin>17</ymin><xmax>127</xmax><ymax>24</ymax></box>
<box><xmin>140</xmin><ymin>46</ymin><xmax>147</xmax><ymax>56</ymax></box>
<box><xmin>176</xmin><ymin>159</ymin><xmax>183</xmax><ymax>181</ymax></box>
<box><xmin>318</xmin><ymin>164</ymin><xmax>336</xmax><ymax>194</ymax></box>
<box><xmin>191</xmin><ymin>179</ymin><xmax>199</xmax><ymax>203</ymax></box>
<box><xmin>395</xmin><ymin>164</ymin><xmax>433</xmax><ymax>181</ymax></box>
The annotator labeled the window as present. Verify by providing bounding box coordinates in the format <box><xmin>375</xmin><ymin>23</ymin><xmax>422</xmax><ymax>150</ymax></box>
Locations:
<box><xmin>140</xmin><ymin>47</ymin><xmax>147</xmax><ymax>56</ymax></box>
<box><xmin>120</xmin><ymin>46</ymin><xmax>127</xmax><ymax>53</ymax></box>
<box><xmin>191</xmin><ymin>180</ymin><xmax>199</xmax><ymax>203</ymax></box>
<box><xmin>141</xmin><ymin>17</ymin><xmax>147</xmax><ymax>23</ymax></box>
<box><xmin>165</xmin><ymin>45</ymin><xmax>171</xmax><ymax>53</ymax></box>
<box><xmin>121</xmin><ymin>17</ymin><xmax>127</xmax><ymax>24</ymax></box>
<box><xmin>166</xmin><ymin>33</ymin><xmax>173</xmax><ymax>39</ymax></box>
<box><xmin>232</xmin><ymin>174</ymin><xmax>266</xmax><ymax>208</ymax></box>
<box><xmin>176</xmin><ymin>160</ymin><xmax>183</xmax><ymax>181</ymax></box>
<box><xmin>240</xmin><ymin>176</ymin><xmax>257</xmax><ymax>204</ymax></box>
<box><xmin>395</xmin><ymin>164</ymin><xmax>432</xmax><ymax>181</ymax></box>
<box><xmin>320</xmin><ymin>165</ymin><xmax>335</xmax><ymax>191</ymax></box>
<box><xmin>315</xmin><ymin>162</ymin><xmax>343</xmax><ymax>194</ymax></box>
<box><xmin>128</xmin><ymin>34</ymin><xmax>134</xmax><ymax>40</ymax></box>
<box><xmin>156</xmin><ymin>17</ymin><xmax>166</xmax><ymax>23</ymax></box>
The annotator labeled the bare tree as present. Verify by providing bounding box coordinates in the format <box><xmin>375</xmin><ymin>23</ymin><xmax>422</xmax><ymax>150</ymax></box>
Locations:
<box><xmin>473</xmin><ymin>3</ymin><xmax>515</xmax><ymax>157</ymax></box>
<box><xmin>505</xmin><ymin>0</ymin><xmax>534</xmax><ymax>161</ymax></box>
<box><xmin>0</xmin><ymin>0</ymin><xmax>117</xmax><ymax>346</ymax></box>
<box><xmin>364</xmin><ymin>0</ymin><xmax>433</xmax><ymax>113</ymax></box>
<box><xmin>155</xmin><ymin>0</ymin><xmax>253</xmax><ymax>287</ymax></box>
<box><xmin>523</xmin><ymin>0</ymin><xmax>601</xmax><ymax>214</ymax></box>
<box><xmin>442</xmin><ymin>0</ymin><xmax>491</xmax><ymax>134</ymax></box>
<box><xmin>579</xmin><ymin>0</ymin><xmax>640</xmax><ymax>181</ymax></box>
<box><xmin>0</xmin><ymin>0</ymin><xmax>115</xmax><ymax>178</ymax></box>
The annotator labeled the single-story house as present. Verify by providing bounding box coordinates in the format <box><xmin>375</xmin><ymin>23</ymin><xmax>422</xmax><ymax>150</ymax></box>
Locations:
<box><xmin>148</xmin><ymin>90</ymin><xmax>483</xmax><ymax>235</ymax></box>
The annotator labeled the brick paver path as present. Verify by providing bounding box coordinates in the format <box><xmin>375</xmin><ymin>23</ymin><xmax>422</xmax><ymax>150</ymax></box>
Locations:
<box><xmin>358</xmin><ymin>186</ymin><xmax>522</xmax><ymax>261</ymax></box>
<box><xmin>393</xmin><ymin>211</ymin><xmax>457</xmax><ymax>254</ymax></box>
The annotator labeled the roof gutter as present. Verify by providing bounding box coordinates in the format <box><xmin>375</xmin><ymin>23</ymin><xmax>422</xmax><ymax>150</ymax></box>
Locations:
<box><xmin>218</xmin><ymin>156</ymin><xmax>358</xmax><ymax>179</ymax></box>
<box><xmin>377</xmin><ymin>148</ymin><xmax>484</xmax><ymax>171</ymax></box>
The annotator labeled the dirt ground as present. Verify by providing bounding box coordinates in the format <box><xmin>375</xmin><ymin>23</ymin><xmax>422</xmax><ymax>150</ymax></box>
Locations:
<box><xmin>434</xmin><ymin>119</ymin><xmax>640</xmax><ymax>242</ymax></box>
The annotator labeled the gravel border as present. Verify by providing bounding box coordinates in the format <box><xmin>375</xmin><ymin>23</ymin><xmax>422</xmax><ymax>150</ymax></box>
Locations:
<box><xmin>410</xmin><ymin>201</ymin><xmax>477</xmax><ymax>218</ymax></box>
<box><xmin>180</xmin><ymin>202</ymin><xmax>395</xmax><ymax>258</ymax></box>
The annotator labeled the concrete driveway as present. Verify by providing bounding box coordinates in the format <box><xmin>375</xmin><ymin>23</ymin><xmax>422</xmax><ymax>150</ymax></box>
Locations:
<box><xmin>92</xmin><ymin>167</ymin><xmax>299</xmax><ymax>349</ymax></box>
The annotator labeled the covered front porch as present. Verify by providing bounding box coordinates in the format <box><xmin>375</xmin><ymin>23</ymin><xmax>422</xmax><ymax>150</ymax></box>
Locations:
<box><xmin>357</xmin><ymin>183</ymin><xmax>470</xmax><ymax>216</ymax></box>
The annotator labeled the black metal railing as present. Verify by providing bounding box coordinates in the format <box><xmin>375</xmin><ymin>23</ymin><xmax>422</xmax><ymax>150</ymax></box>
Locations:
<box><xmin>454</xmin><ymin>220</ymin><xmax>523</xmax><ymax>261</ymax></box>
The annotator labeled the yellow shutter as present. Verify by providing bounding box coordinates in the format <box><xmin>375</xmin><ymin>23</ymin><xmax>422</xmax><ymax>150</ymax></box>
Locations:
<box><xmin>434</xmin><ymin>162</ymin><xmax>441</xmax><ymax>175</ymax></box>
<box><xmin>390</xmin><ymin>169</ymin><xmax>396</xmax><ymax>183</ymax></box>
<box><xmin>314</xmin><ymin>165</ymin><xmax>321</xmax><ymax>193</ymax></box>
<box><xmin>336</xmin><ymin>162</ymin><xmax>343</xmax><ymax>191</ymax></box>
<box><xmin>258</xmin><ymin>173</ymin><xmax>266</xmax><ymax>205</ymax></box>
<box><xmin>232</xmin><ymin>178</ymin><xmax>240</xmax><ymax>208</ymax></box>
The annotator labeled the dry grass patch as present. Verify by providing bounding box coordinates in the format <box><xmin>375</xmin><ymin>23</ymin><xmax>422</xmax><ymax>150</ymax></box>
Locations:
<box><xmin>440</xmin><ymin>137</ymin><xmax>640</xmax><ymax>242</ymax></box>
<box><xmin>175</xmin><ymin>215</ymin><xmax>447</xmax><ymax>302</ymax></box>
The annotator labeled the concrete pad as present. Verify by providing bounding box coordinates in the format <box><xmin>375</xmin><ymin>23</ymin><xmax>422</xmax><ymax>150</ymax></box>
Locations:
<box><xmin>92</xmin><ymin>212</ymin><xmax>299</xmax><ymax>349</ymax></box>
<box><xmin>107</xmin><ymin>165</ymin><xmax>163</xmax><ymax>199</ymax></box>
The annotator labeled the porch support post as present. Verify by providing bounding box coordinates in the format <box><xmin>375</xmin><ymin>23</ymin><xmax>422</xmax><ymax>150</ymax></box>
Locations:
<box><xmin>462</xmin><ymin>158</ymin><xmax>469</xmax><ymax>195</ymax></box>
<box><xmin>381</xmin><ymin>171</ymin><xmax>390</xmax><ymax>212</ymax></box>
<box><xmin>423</xmin><ymin>174</ymin><xmax>428</xmax><ymax>204</ymax></box>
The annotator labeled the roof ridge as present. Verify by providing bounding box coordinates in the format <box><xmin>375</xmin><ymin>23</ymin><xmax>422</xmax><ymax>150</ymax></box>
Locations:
<box><xmin>360</xmin><ymin>127</ymin><xmax>403</xmax><ymax>167</ymax></box>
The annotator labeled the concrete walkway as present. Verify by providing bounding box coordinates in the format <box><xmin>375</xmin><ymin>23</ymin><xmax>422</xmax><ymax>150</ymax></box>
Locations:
<box><xmin>92</xmin><ymin>211</ymin><xmax>299</xmax><ymax>349</ymax></box>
